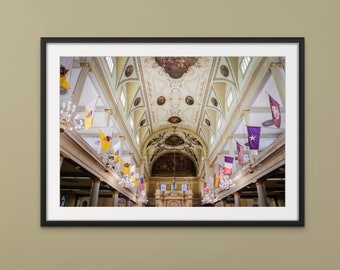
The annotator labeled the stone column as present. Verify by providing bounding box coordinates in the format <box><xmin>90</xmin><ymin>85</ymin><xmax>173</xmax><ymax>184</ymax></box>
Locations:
<box><xmin>138</xmin><ymin>158</ymin><xmax>146</xmax><ymax>194</ymax></box>
<box><xmin>256</xmin><ymin>179</ymin><xmax>268</xmax><ymax>206</ymax></box>
<box><xmin>269</xmin><ymin>61</ymin><xmax>285</xmax><ymax>109</ymax></box>
<box><xmin>139</xmin><ymin>159</ymin><xmax>145</xmax><ymax>177</ymax></box>
<box><xmin>277</xmin><ymin>193</ymin><xmax>285</xmax><ymax>206</ymax></box>
<box><xmin>155</xmin><ymin>189</ymin><xmax>164</xmax><ymax>207</ymax></box>
<box><xmin>204</xmin><ymin>158</ymin><xmax>211</xmax><ymax>194</ymax></box>
<box><xmin>234</xmin><ymin>191</ymin><xmax>241</xmax><ymax>207</ymax></box>
<box><xmin>112</xmin><ymin>190</ymin><xmax>119</xmax><ymax>207</ymax></box>
<box><xmin>60</xmin><ymin>153</ymin><xmax>68</xmax><ymax>170</ymax></box>
<box><xmin>221</xmin><ymin>199</ymin><xmax>226</xmax><ymax>207</ymax></box>
<box><xmin>89</xmin><ymin>178</ymin><xmax>101</xmax><ymax>207</ymax></box>
<box><xmin>67</xmin><ymin>193</ymin><xmax>76</xmax><ymax>206</ymax></box>
<box><xmin>125</xmin><ymin>198</ymin><xmax>130</xmax><ymax>207</ymax></box>
<box><xmin>184</xmin><ymin>190</ymin><xmax>193</xmax><ymax>207</ymax></box>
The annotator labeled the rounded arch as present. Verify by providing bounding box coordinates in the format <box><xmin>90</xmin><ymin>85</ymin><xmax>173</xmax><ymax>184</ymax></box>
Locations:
<box><xmin>141</xmin><ymin>125</ymin><xmax>208</xmax><ymax>157</ymax></box>
<box><xmin>168</xmin><ymin>201</ymin><xmax>180</xmax><ymax>207</ymax></box>
<box><xmin>150</xmin><ymin>150</ymin><xmax>198</xmax><ymax>177</ymax></box>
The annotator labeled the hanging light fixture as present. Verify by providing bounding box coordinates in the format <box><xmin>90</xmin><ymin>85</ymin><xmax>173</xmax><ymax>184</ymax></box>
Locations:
<box><xmin>219</xmin><ymin>174</ymin><xmax>236</xmax><ymax>190</ymax></box>
<box><xmin>138</xmin><ymin>190</ymin><xmax>148</xmax><ymax>205</ymax></box>
<box><xmin>118</xmin><ymin>174</ymin><xmax>134</xmax><ymax>189</ymax></box>
<box><xmin>201</xmin><ymin>193</ymin><xmax>214</xmax><ymax>204</ymax></box>
<box><xmin>60</xmin><ymin>101</ymin><xmax>84</xmax><ymax>132</ymax></box>
<box><xmin>201</xmin><ymin>181</ymin><xmax>214</xmax><ymax>204</ymax></box>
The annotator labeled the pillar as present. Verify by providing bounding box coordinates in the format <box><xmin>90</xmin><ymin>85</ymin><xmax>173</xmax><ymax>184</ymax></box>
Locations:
<box><xmin>234</xmin><ymin>192</ymin><xmax>241</xmax><ymax>207</ymax></box>
<box><xmin>67</xmin><ymin>193</ymin><xmax>76</xmax><ymax>206</ymax></box>
<box><xmin>60</xmin><ymin>153</ymin><xmax>68</xmax><ymax>170</ymax></box>
<box><xmin>269</xmin><ymin>61</ymin><xmax>285</xmax><ymax>109</ymax></box>
<box><xmin>204</xmin><ymin>158</ymin><xmax>211</xmax><ymax>194</ymax></box>
<box><xmin>256</xmin><ymin>179</ymin><xmax>268</xmax><ymax>206</ymax></box>
<box><xmin>139</xmin><ymin>159</ymin><xmax>145</xmax><ymax>177</ymax></box>
<box><xmin>221</xmin><ymin>199</ymin><xmax>226</xmax><ymax>207</ymax></box>
<box><xmin>112</xmin><ymin>190</ymin><xmax>119</xmax><ymax>207</ymax></box>
<box><xmin>89</xmin><ymin>178</ymin><xmax>101</xmax><ymax>206</ymax></box>
<box><xmin>138</xmin><ymin>159</ymin><xmax>146</xmax><ymax>193</ymax></box>
<box><xmin>125</xmin><ymin>198</ymin><xmax>130</xmax><ymax>207</ymax></box>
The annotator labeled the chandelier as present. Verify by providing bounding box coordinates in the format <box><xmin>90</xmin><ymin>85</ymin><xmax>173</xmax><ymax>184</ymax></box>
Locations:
<box><xmin>118</xmin><ymin>174</ymin><xmax>134</xmax><ymax>189</ymax></box>
<box><xmin>138</xmin><ymin>190</ymin><xmax>148</xmax><ymax>205</ymax></box>
<box><xmin>219</xmin><ymin>175</ymin><xmax>236</xmax><ymax>190</ymax></box>
<box><xmin>60</xmin><ymin>101</ymin><xmax>84</xmax><ymax>132</ymax></box>
<box><xmin>201</xmin><ymin>193</ymin><xmax>214</xmax><ymax>204</ymax></box>
<box><xmin>100</xmin><ymin>152</ymin><xmax>115</xmax><ymax>171</ymax></box>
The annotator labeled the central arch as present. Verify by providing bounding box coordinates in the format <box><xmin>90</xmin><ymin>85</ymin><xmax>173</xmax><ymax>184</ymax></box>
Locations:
<box><xmin>151</xmin><ymin>152</ymin><xmax>197</xmax><ymax>177</ymax></box>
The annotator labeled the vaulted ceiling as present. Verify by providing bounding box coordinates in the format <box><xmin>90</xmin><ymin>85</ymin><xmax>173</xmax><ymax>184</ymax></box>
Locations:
<box><xmin>60</xmin><ymin>56</ymin><xmax>285</xmax><ymax>179</ymax></box>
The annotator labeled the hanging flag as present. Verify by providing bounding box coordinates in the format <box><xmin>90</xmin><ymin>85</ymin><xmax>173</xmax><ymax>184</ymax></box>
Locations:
<box><xmin>224</xmin><ymin>156</ymin><xmax>234</xmax><ymax>175</ymax></box>
<box><xmin>131</xmin><ymin>165</ymin><xmax>140</xmax><ymax>187</ymax></box>
<box><xmin>130</xmin><ymin>164</ymin><xmax>136</xmax><ymax>180</ymax></box>
<box><xmin>60</xmin><ymin>65</ymin><xmax>70</xmax><ymax>95</ymax></box>
<box><xmin>121</xmin><ymin>158</ymin><xmax>131</xmax><ymax>174</ymax></box>
<box><xmin>204</xmin><ymin>182</ymin><xmax>210</xmax><ymax>195</ymax></box>
<box><xmin>133</xmin><ymin>172</ymin><xmax>140</xmax><ymax>186</ymax></box>
<box><xmin>219</xmin><ymin>164</ymin><xmax>225</xmax><ymax>180</ymax></box>
<box><xmin>84</xmin><ymin>99</ymin><xmax>97</xmax><ymax>130</ymax></box>
<box><xmin>99</xmin><ymin>128</ymin><xmax>112</xmax><ymax>151</ymax></box>
<box><xmin>139</xmin><ymin>178</ymin><xmax>146</xmax><ymax>191</ymax></box>
<box><xmin>214</xmin><ymin>173</ymin><xmax>220</xmax><ymax>188</ymax></box>
<box><xmin>268</xmin><ymin>94</ymin><xmax>281</xmax><ymax>128</ymax></box>
<box><xmin>134</xmin><ymin>179</ymin><xmax>140</xmax><ymax>187</ymax></box>
<box><xmin>112</xmin><ymin>141</ymin><xmax>121</xmax><ymax>164</ymax></box>
<box><xmin>247</xmin><ymin>126</ymin><xmax>261</xmax><ymax>150</ymax></box>
<box><xmin>236</xmin><ymin>141</ymin><xmax>244</xmax><ymax>165</ymax></box>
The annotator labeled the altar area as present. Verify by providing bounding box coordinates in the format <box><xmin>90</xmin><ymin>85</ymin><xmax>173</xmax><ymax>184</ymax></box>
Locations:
<box><xmin>154</xmin><ymin>181</ymin><xmax>193</xmax><ymax>207</ymax></box>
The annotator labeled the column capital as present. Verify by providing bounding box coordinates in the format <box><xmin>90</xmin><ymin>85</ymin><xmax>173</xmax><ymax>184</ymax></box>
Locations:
<box><xmin>242</xmin><ymin>109</ymin><xmax>251</xmax><ymax>116</ymax></box>
<box><xmin>60</xmin><ymin>152</ymin><xmax>69</xmax><ymax>160</ymax></box>
<box><xmin>269</xmin><ymin>61</ymin><xmax>284</xmax><ymax>70</ymax></box>
<box><xmin>256</xmin><ymin>178</ymin><xmax>266</xmax><ymax>185</ymax></box>
<box><xmin>90</xmin><ymin>177</ymin><xmax>101</xmax><ymax>183</ymax></box>
<box><xmin>233</xmin><ymin>191</ymin><xmax>240</xmax><ymax>196</ymax></box>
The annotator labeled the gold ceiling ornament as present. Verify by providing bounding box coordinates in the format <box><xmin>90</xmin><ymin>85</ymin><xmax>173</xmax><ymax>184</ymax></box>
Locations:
<box><xmin>242</xmin><ymin>109</ymin><xmax>251</xmax><ymax>116</ymax></box>
<box><xmin>104</xmin><ymin>108</ymin><xmax>112</xmax><ymax>114</ymax></box>
<box><xmin>269</xmin><ymin>61</ymin><xmax>283</xmax><ymax>68</ymax></box>
<box><xmin>79</xmin><ymin>62</ymin><xmax>92</xmax><ymax>72</ymax></box>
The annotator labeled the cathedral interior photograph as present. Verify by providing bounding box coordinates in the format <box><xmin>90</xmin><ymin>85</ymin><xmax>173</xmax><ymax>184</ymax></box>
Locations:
<box><xmin>57</xmin><ymin>54</ymin><xmax>286</xmax><ymax>210</ymax></box>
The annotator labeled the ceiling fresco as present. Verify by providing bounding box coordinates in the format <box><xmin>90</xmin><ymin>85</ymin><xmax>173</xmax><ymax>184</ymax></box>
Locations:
<box><xmin>155</xmin><ymin>57</ymin><xmax>199</xmax><ymax>79</ymax></box>
<box><xmin>69</xmin><ymin>55</ymin><xmax>285</xmax><ymax>179</ymax></box>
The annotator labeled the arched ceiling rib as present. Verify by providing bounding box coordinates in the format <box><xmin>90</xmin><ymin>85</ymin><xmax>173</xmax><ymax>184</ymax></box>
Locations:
<box><xmin>71</xmin><ymin>56</ymin><xmax>285</xmax><ymax>176</ymax></box>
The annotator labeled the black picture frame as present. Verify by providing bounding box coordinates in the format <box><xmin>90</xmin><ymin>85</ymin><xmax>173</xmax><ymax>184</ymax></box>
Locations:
<box><xmin>41</xmin><ymin>37</ymin><xmax>304</xmax><ymax>226</ymax></box>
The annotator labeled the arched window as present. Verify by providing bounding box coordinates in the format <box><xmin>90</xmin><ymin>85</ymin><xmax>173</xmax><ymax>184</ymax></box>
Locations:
<box><xmin>105</xmin><ymin>57</ymin><xmax>115</xmax><ymax>74</ymax></box>
<box><xmin>240</xmin><ymin>56</ymin><xmax>252</xmax><ymax>75</ymax></box>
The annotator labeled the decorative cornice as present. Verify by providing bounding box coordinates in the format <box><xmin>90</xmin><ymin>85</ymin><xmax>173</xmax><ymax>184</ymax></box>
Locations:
<box><xmin>209</xmin><ymin>57</ymin><xmax>271</xmax><ymax>162</ymax></box>
<box><xmin>214</xmin><ymin>133</ymin><xmax>285</xmax><ymax>201</ymax></box>
<box><xmin>92</xmin><ymin>58</ymin><xmax>142</xmax><ymax>163</ymax></box>
<box><xmin>60</xmin><ymin>131</ymin><xmax>137</xmax><ymax>201</ymax></box>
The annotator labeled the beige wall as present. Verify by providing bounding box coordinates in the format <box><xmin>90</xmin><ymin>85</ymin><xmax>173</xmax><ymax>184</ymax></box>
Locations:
<box><xmin>1</xmin><ymin>0</ymin><xmax>339</xmax><ymax>269</ymax></box>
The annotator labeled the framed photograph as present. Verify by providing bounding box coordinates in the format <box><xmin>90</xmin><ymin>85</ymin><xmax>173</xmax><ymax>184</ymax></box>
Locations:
<box><xmin>41</xmin><ymin>37</ymin><xmax>304</xmax><ymax>226</ymax></box>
